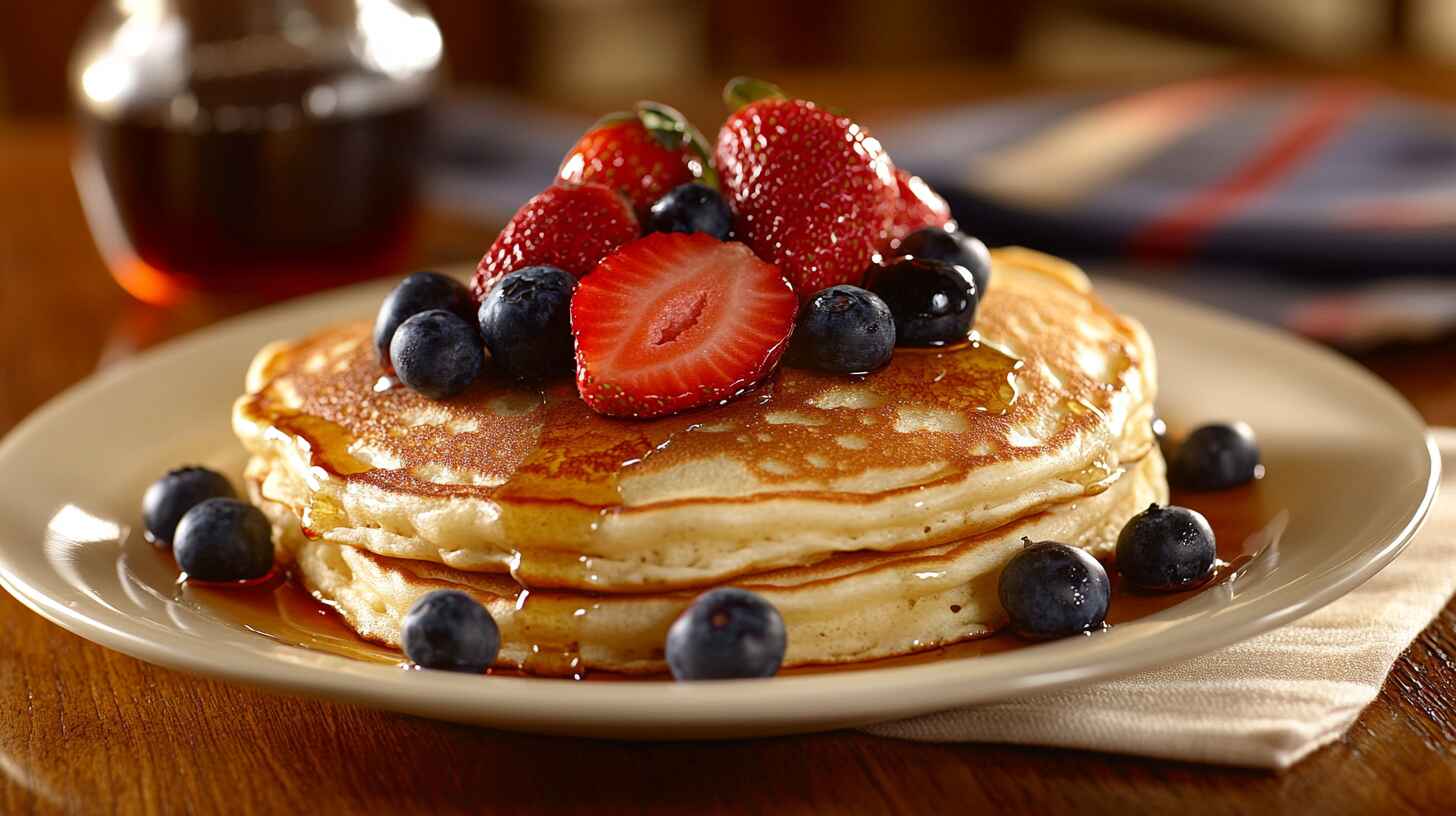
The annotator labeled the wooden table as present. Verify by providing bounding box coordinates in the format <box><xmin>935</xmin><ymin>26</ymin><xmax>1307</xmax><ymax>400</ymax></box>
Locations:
<box><xmin>3</xmin><ymin>106</ymin><xmax>1455</xmax><ymax>813</ymax></box>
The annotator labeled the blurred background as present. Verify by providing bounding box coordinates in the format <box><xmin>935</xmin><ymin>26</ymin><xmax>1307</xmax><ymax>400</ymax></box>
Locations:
<box><xmin>11</xmin><ymin>0</ymin><xmax>1456</xmax><ymax>117</ymax></box>
<box><xmin>6</xmin><ymin>0</ymin><xmax>1456</xmax><ymax>349</ymax></box>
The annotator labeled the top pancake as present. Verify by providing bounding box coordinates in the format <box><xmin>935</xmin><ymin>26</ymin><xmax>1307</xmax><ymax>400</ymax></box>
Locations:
<box><xmin>235</xmin><ymin>248</ymin><xmax>1158</xmax><ymax>591</ymax></box>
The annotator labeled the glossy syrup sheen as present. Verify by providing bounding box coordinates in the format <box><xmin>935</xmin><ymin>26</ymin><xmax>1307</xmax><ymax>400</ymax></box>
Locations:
<box><xmin>239</xmin><ymin>307</ymin><xmax>1142</xmax><ymax>589</ymax></box>
<box><xmin>178</xmin><ymin>481</ymin><xmax>1268</xmax><ymax>679</ymax></box>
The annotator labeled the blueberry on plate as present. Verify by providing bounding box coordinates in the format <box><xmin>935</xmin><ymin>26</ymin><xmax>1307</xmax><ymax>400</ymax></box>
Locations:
<box><xmin>390</xmin><ymin>310</ymin><xmax>485</xmax><ymax>399</ymax></box>
<box><xmin>142</xmin><ymin>466</ymin><xmax>235</xmax><ymax>546</ymax></box>
<box><xmin>173</xmin><ymin>498</ymin><xmax>274</xmax><ymax>582</ymax></box>
<box><xmin>1116</xmin><ymin>503</ymin><xmax>1217</xmax><ymax>592</ymax></box>
<box><xmin>401</xmin><ymin>589</ymin><xmax>500</xmax><ymax>673</ymax></box>
<box><xmin>645</xmin><ymin>182</ymin><xmax>734</xmax><ymax>241</ymax></box>
<box><xmin>894</xmin><ymin>228</ymin><xmax>992</xmax><ymax>295</ymax></box>
<box><xmin>373</xmin><ymin>271</ymin><xmax>475</xmax><ymax>370</ymax></box>
<box><xmin>866</xmin><ymin>258</ymin><xmax>979</xmax><ymax>347</ymax></box>
<box><xmin>790</xmin><ymin>285</ymin><xmax>896</xmax><ymax>374</ymax></box>
<box><xmin>666</xmin><ymin>587</ymin><xmax>787</xmax><ymax>680</ymax></box>
<box><xmin>477</xmin><ymin>266</ymin><xmax>577</xmax><ymax>379</ymax></box>
<box><xmin>1168</xmin><ymin>422</ymin><xmax>1261</xmax><ymax>491</ymax></box>
<box><xmin>997</xmin><ymin>538</ymin><xmax>1110</xmax><ymax>640</ymax></box>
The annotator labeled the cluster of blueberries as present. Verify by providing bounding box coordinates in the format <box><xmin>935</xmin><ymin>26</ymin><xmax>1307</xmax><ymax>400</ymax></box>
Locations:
<box><xmin>142</xmin><ymin>468</ymin><xmax>274</xmax><ymax>583</ymax></box>
<box><xmin>794</xmin><ymin>227</ymin><xmax>991</xmax><ymax>374</ymax></box>
<box><xmin>1000</xmin><ymin>420</ymin><xmax>1262</xmax><ymax>638</ymax></box>
<box><xmin>375</xmin><ymin>182</ymin><xmax>997</xmax><ymax>402</ymax></box>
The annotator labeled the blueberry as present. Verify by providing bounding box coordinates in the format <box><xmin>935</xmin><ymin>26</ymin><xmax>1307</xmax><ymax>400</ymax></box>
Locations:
<box><xmin>895</xmin><ymin>228</ymin><xmax>992</xmax><ymax>296</ymax></box>
<box><xmin>997</xmin><ymin>539</ymin><xmax>1110</xmax><ymax>640</ymax></box>
<box><xmin>790</xmin><ymin>285</ymin><xmax>896</xmax><ymax>374</ymax></box>
<box><xmin>389</xmin><ymin>310</ymin><xmax>484</xmax><ymax>399</ymax></box>
<box><xmin>477</xmin><ymin>266</ymin><xmax>577</xmax><ymax>379</ymax></box>
<box><xmin>665</xmin><ymin>588</ymin><xmax>787</xmax><ymax>680</ymax></box>
<box><xmin>401</xmin><ymin>589</ymin><xmax>500</xmax><ymax>673</ymax></box>
<box><xmin>1116</xmin><ymin>503</ymin><xmax>1217</xmax><ymax>592</ymax></box>
<box><xmin>1169</xmin><ymin>422</ymin><xmax>1261</xmax><ymax>491</ymax></box>
<box><xmin>173</xmin><ymin>498</ymin><xmax>274</xmax><ymax>582</ymax></box>
<box><xmin>374</xmin><ymin>271</ymin><xmax>475</xmax><ymax>370</ymax></box>
<box><xmin>646</xmin><ymin>183</ymin><xmax>734</xmax><ymax>240</ymax></box>
<box><xmin>142</xmin><ymin>466</ymin><xmax>236</xmax><ymax>546</ymax></box>
<box><xmin>866</xmin><ymin>258</ymin><xmax>979</xmax><ymax>346</ymax></box>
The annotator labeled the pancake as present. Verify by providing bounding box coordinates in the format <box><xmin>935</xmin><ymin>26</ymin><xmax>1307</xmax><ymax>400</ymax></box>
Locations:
<box><xmin>252</xmin><ymin>451</ymin><xmax>1166</xmax><ymax>675</ymax></box>
<box><xmin>234</xmin><ymin>247</ymin><xmax>1158</xmax><ymax>592</ymax></box>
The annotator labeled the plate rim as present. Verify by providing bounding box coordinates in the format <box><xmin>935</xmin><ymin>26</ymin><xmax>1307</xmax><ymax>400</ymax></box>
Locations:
<box><xmin>0</xmin><ymin>275</ymin><xmax>1440</xmax><ymax>735</ymax></box>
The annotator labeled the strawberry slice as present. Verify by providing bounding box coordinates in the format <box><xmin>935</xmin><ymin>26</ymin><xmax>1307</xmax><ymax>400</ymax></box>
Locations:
<box><xmin>572</xmin><ymin>233</ymin><xmax>797</xmax><ymax>419</ymax></box>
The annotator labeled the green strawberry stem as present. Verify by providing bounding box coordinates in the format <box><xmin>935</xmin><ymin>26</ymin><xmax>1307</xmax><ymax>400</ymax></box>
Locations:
<box><xmin>590</xmin><ymin>110</ymin><xmax>638</xmax><ymax>129</ymax></box>
<box><xmin>636</xmin><ymin>101</ymin><xmax>719</xmax><ymax>190</ymax></box>
<box><xmin>722</xmin><ymin>76</ymin><xmax>786</xmax><ymax>109</ymax></box>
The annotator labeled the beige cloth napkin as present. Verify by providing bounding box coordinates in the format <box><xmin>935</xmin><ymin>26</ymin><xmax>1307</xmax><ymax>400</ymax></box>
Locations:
<box><xmin>862</xmin><ymin>429</ymin><xmax>1456</xmax><ymax>770</ymax></box>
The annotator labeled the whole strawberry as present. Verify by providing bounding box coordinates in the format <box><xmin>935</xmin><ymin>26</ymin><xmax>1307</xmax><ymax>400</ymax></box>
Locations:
<box><xmin>472</xmin><ymin>182</ymin><xmax>638</xmax><ymax>300</ymax></box>
<box><xmin>715</xmin><ymin>77</ymin><xmax>899</xmax><ymax>301</ymax></box>
<box><xmin>557</xmin><ymin>102</ymin><xmax>715</xmax><ymax>220</ymax></box>
<box><xmin>885</xmin><ymin>169</ymin><xmax>955</xmax><ymax>252</ymax></box>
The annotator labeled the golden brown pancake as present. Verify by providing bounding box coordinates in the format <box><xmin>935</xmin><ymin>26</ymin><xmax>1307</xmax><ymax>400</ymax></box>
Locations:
<box><xmin>235</xmin><ymin>248</ymin><xmax>1157</xmax><ymax>592</ymax></box>
<box><xmin>252</xmin><ymin>451</ymin><xmax>1165</xmax><ymax>675</ymax></box>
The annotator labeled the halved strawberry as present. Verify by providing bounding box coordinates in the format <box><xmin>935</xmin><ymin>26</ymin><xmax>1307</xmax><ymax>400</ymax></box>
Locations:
<box><xmin>472</xmin><ymin>182</ymin><xmax>639</xmax><ymax>301</ymax></box>
<box><xmin>885</xmin><ymin>168</ymin><xmax>955</xmax><ymax>252</ymax></box>
<box><xmin>571</xmin><ymin>233</ymin><xmax>797</xmax><ymax>419</ymax></box>
<box><xmin>557</xmin><ymin>102</ymin><xmax>715</xmax><ymax>220</ymax></box>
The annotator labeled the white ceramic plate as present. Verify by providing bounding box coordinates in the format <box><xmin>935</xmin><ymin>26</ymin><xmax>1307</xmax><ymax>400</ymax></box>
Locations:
<box><xmin>0</xmin><ymin>274</ymin><xmax>1438</xmax><ymax>739</ymax></box>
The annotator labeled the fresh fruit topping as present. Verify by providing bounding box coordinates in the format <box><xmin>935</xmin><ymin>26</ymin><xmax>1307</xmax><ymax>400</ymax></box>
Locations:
<box><xmin>666</xmin><ymin>587</ymin><xmax>787</xmax><ymax>680</ymax></box>
<box><xmin>173</xmin><ymin>498</ymin><xmax>274</xmax><ymax>582</ymax></box>
<box><xmin>894</xmin><ymin>228</ymin><xmax>992</xmax><ymax>296</ymax></box>
<box><xmin>401</xmin><ymin>589</ymin><xmax>501</xmax><ymax>674</ymax></box>
<box><xmin>646</xmin><ymin>182</ymin><xmax>733</xmax><ymax>240</ymax></box>
<box><xmin>477</xmin><ymin>266</ymin><xmax>577</xmax><ymax>380</ymax></box>
<box><xmin>571</xmin><ymin>233</ymin><xmax>797</xmax><ymax>419</ymax></box>
<box><xmin>1168</xmin><ymin>422</ymin><xmax>1262</xmax><ymax>491</ymax></box>
<box><xmin>866</xmin><ymin>257</ymin><xmax>980</xmax><ymax>346</ymax></box>
<box><xmin>715</xmin><ymin>77</ymin><xmax>898</xmax><ymax>300</ymax></box>
<box><xmin>998</xmin><ymin>539</ymin><xmax>1110</xmax><ymax>640</ymax></box>
<box><xmin>389</xmin><ymin>310</ymin><xmax>484</xmax><ymax>400</ymax></box>
<box><xmin>557</xmin><ymin>102</ymin><xmax>715</xmax><ymax>219</ymax></box>
<box><xmin>143</xmin><ymin>466</ymin><xmax>236</xmax><ymax>547</ymax></box>
<box><xmin>790</xmin><ymin>285</ymin><xmax>895</xmax><ymax>374</ymax></box>
<box><xmin>373</xmin><ymin>271</ymin><xmax>475</xmax><ymax>371</ymax></box>
<box><xmin>472</xmin><ymin>183</ymin><xmax>639</xmax><ymax>299</ymax></box>
<box><xmin>886</xmin><ymin>170</ymin><xmax>954</xmax><ymax>250</ymax></box>
<box><xmin>1116</xmin><ymin>503</ymin><xmax>1218</xmax><ymax>592</ymax></box>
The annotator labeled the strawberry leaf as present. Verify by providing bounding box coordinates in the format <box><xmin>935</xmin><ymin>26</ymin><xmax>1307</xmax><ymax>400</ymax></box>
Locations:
<box><xmin>636</xmin><ymin>101</ymin><xmax>718</xmax><ymax>189</ymax></box>
<box><xmin>722</xmin><ymin>76</ymin><xmax>786</xmax><ymax>110</ymax></box>
<box><xmin>589</xmin><ymin>110</ymin><xmax>638</xmax><ymax>130</ymax></box>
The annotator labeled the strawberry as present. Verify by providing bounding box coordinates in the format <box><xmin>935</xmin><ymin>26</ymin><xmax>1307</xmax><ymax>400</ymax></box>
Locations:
<box><xmin>714</xmin><ymin>77</ymin><xmax>899</xmax><ymax>301</ymax></box>
<box><xmin>557</xmin><ymin>102</ymin><xmax>715</xmax><ymax>219</ymax></box>
<box><xmin>571</xmin><ymin>232</ymin><xmax>797</xmax><ymax>419</ymax></box>
<box><xmin>885</xmin><ymin>169</ymin><xmax>955</xmax><ymax>252</ymax></box>
<box><xmin>472</xmin><ymin>182</ymin><xmax>638</xmax><ymax>300</ymax></box>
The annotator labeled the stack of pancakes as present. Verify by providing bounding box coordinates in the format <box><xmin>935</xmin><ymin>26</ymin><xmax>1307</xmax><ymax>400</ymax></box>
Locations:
<box><xmin>234</xmin><ymin>248</ymin><xmax>1164</xmax><ymax>675</ymax></box>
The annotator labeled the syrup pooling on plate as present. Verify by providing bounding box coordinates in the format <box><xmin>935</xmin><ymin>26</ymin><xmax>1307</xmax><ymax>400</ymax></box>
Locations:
<box><xmin>190</xmin><ymin>479</ymin><xmax>1272</xmax><ymax>678</ymax></box>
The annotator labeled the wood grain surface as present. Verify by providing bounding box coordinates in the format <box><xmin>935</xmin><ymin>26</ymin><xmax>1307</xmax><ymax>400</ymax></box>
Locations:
<box><xmin>2</xmin><ymin>89</ymin><xmax>1456</xmax><ymax>813</ymax></box>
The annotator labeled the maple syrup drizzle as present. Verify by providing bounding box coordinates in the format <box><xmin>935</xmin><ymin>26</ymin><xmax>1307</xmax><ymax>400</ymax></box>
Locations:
<box><xmin>159</xmin><ymin>479</ymin><xmax>1269</xmax><ymax>680</ymax></box>
<box><xmin>224</xmin><ymin>314</ymin><xmax>1154</xmax><ymax>674</ymax></box>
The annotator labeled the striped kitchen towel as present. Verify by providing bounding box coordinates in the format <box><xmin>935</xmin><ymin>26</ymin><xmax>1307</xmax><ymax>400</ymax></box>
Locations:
<box><xmin>880</xmin><ymin>77</ymin><xmax>1456</xmax><ymax>278</ymax></box>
